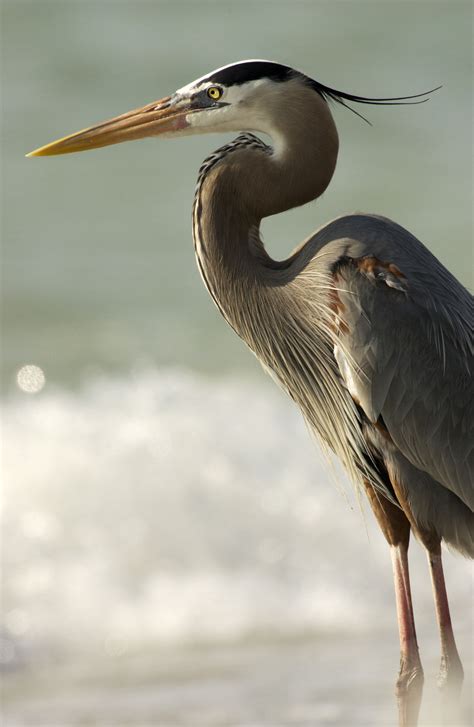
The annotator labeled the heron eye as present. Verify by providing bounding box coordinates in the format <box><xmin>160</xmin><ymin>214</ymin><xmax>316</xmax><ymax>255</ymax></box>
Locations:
<box><xmin>207</xmin><ymin>86</ymin><xmax>223</xmax><ymax>100</ymax></box>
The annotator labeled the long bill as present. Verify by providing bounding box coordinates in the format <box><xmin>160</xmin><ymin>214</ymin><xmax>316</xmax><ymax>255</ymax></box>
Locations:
<box><xmin>26</xmin><ymin>95</ymin><xmax>193</xmax><ymax>157</ymax></box>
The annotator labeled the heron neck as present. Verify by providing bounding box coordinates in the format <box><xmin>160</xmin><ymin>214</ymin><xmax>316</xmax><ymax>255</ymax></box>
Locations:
<box><xmin>192</xmin><ymin>89</ymin><xmax>338</xmax><ymax>331</ymax></box>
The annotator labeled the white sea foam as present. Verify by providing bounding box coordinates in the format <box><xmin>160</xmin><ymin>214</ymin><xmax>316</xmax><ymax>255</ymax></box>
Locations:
<box><xmin>2</xmin><ymin>368</ymin><xmax>471</xmax><ymax>662</ymax></box>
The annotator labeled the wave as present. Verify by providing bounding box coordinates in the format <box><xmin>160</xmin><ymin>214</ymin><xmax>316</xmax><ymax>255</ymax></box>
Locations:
<box><xmin>2</xmin><ymin>367</ymin><xmax>471</xmax><ymax>663</ymax></box>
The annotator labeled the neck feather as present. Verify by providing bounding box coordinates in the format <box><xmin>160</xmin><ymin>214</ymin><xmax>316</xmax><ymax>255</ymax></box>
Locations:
<box><xmin>191</xmin><ymin>95</ymin><xmax>380</xmax><ymax>494</ymax></box>
<box><xmin>192</xmin><ymin>85</ymin><xmax>338</xmax><ymax>330</ymax></box>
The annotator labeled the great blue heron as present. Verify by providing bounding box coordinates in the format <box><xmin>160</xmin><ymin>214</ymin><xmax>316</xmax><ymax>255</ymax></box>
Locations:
<box><xmin>28</xmin><ymin>60</ymin><xmax>472</xmax><ymax>727</ymax></box>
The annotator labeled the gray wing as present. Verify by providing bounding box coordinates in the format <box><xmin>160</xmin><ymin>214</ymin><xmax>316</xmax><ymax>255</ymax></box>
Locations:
<box><xmin>325</xmin><ymin>215</ymin><xmax>473</xmax><ymax>511</ymax></box>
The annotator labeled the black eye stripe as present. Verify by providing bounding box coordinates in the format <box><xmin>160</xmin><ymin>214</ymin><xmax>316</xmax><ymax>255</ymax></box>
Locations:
<box><xmin>205</xmin><ymin>61</ymin><xmax>294</xmax><ymax>87</ymax></box>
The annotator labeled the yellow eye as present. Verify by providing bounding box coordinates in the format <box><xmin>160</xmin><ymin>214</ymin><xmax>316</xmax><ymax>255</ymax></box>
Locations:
<box><xmin>207</xmin><ymin>86</ymin><xmax>222</xmax><ymax>100</ymax></box>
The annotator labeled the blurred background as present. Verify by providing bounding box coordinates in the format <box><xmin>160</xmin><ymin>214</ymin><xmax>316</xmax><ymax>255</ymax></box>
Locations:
<box><xmin>1</xmin><ymin>1</ymin><xmax>472</xmax><ymax>725</ymax></box>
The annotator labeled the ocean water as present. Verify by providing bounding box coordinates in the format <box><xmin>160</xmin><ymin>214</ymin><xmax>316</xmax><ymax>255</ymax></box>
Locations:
<box><xmin>2</xmin><ymin>0</ymin><xmax>472</xmax><ymax>390</ymax></box>
<box><xmin>2</xmin><ymin>368</ymin><xmax>473</xmax><ymax>725</ymax></box>
<box><xmin>1</xmin><ymin>1</ymin><xmax>473</xmax><ymax>725</ymax></box>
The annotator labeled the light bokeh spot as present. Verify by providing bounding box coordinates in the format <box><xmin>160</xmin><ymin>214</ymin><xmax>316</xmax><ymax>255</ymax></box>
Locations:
<box><xmin>16</xmin><ymin>364</ymin><xmax>45</xmax><ymax>394</ymax></box>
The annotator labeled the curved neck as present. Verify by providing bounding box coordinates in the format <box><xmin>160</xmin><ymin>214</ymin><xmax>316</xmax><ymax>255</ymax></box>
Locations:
<box><xmin>192</xmin><ymin>87</ymin><xmax>338</xmax><ymax>331</ymax></box>
<box><xmin>191</xmin><ymin>95</ymin><xmax>373</xmax><ymax>494</ymax></box>
<box><xmin>249</xmin><ymin>85</ymin><xmax>339</xmax><ymax>219</ymax></box>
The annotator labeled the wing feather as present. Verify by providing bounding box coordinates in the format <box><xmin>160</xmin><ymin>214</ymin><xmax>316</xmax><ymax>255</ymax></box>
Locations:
<box><xmin>330</xmin><ymin>230</ymin><xmax>473</xmax><ymax>511</ymax></box>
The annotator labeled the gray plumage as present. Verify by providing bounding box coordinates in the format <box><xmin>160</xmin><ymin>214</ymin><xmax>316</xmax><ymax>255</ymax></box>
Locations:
<box><xmin>28</xmin><ymin>58</ymin><xmax>472</xmax><ymax>727</ymax></box>
<box><xmin>191</xmin><ymin>80</ymin><xmax>473</xmax><ymax>557</ymax></box>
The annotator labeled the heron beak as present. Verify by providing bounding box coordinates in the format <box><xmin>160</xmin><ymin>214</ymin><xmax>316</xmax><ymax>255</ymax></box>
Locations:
<box><xmin>26</xmin><ymin>95</ymin><xmax>195</xmax><ymax>157</ymax></box>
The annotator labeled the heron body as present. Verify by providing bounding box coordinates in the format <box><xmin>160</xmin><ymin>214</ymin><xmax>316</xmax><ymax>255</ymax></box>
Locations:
<box><xmin>28</xmin><ymin>60</ymin><xmax>473</xmax><ymax>727</ymax></box>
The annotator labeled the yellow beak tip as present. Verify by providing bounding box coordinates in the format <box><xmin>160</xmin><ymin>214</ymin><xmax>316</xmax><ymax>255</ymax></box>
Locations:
<box><xmin>25</xmin><ymin>93</ymin><xmax>183</xmax><ymax>159</ymax></box>
<box><xmin>26</xmin><ymin>145</ymin><xmax>59</xmax><ymax>158</ymax></box>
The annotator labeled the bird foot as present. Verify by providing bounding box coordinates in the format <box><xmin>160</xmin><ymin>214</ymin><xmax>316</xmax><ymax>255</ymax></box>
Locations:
<box><xmin>437</xmin><ymin>653</ymin><xmax>464</xmax><ymax>726</ymax></box>
<box><xmin>395</xmin><ymin>658</ymin><xmax>424</xmax><ymax>727</ymax></box>
<box><xmin>437</xmin><ymin>652</ymin><xmax>464</xmax><ymax>692</ymax></box>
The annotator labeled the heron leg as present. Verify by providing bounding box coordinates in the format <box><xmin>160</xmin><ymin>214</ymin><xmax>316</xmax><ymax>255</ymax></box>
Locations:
<box><xmin>426</xmin><ymin>545</ymin><xmax>464</xmax><ymax>715</ymax></box>
<box><xmin>362</xmin><ymin>481</ymin><xmax>424</xmax><ymax>727</ymax></box>
<box><xmin>388</xmin><ymin>478</ymin><xmax>464</xmax><ymax>724</ymax></box>
<box><xmin>391</xmin><ymin>542</ymin><xmax>424</xmax><ymax>727</ymax></box>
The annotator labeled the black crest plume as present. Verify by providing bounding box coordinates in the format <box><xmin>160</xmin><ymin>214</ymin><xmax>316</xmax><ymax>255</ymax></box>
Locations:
<box><xmin>206</xmin><ymin>61</ymin><xmax>440</xmax><ymax>126</ymax></box>
<box><xmin>307</xmin><ymin>76</ymin><xmax>442</xmax><ymax>124</ymax></box>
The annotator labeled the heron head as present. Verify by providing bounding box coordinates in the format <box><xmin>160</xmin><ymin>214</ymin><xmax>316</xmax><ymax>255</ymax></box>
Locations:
<box><xmin>26</xmin><ymin>60</ymin><xmax>325</xmax><ymax>157</ymax></box>
<box><xmin>27</xmin><ymin>60</ymin><xmax>439</xmax><ymax>157</ymax></box>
